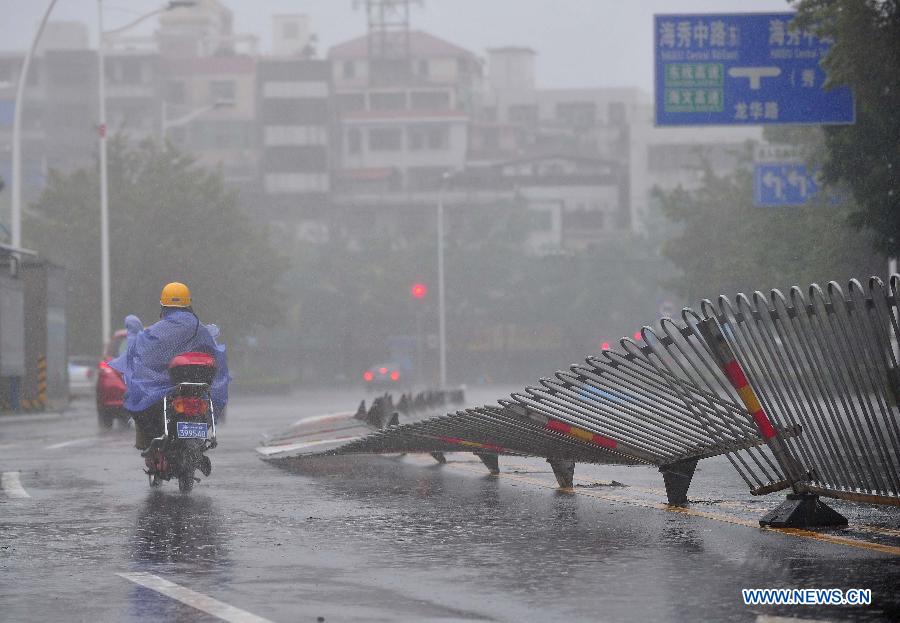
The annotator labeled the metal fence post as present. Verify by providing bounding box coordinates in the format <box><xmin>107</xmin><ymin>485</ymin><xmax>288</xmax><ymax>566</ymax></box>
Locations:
<box><xmin>698</xmin><ymin>317</ymin><xmax>846</xmax><ymax>527</ymax></box>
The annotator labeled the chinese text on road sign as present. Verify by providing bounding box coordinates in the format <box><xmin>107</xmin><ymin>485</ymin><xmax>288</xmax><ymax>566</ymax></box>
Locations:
<box><xmin>655</xmin><ymin>13</ymin><xmax>854</xmax><ymax>126</ymax></box>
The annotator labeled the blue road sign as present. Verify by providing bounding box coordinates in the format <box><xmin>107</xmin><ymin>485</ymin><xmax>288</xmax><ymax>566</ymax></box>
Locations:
<box><xmin>754</xmin><ymin>163</ymin><xmax>818</xmax><ymax>207</ymax></box>
<box><xmin>655</xmin><ymin>13</ymin><xmax>855</xmax><ymax>126</ymax></box>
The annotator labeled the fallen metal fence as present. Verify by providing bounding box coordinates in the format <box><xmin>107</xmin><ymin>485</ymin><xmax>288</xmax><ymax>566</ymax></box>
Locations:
<box><xmin>700</xmin><ymin>277</ymin><xmax>900</xmax><ymax>508</ymax></box>
<box><xmin>262</xmin><ymin>276</ymin><xmax>900</xmax><ymax>526</ymax></box>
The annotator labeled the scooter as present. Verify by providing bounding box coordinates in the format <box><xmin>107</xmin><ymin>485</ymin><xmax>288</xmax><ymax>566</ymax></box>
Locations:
<box><xmin>143</xmin><ymin>352</ymin><xmax>218</xmax><ymax>493</ymax></box>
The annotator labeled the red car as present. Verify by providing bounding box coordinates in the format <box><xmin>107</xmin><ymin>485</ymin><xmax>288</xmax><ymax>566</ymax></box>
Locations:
<box><xmin>96</xmin><ymin>329</ymin><xmax>128</xmax><ymax>428</ymax></box>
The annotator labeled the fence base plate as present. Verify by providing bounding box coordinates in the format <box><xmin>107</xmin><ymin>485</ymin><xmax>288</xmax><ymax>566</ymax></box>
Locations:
<box><xmin>759</xmin><ymin>493</ymin><xmax>848</xmax><ymax>528</ymax></box>
<box><xmin>659</xmin><ymin>458</ymin><xmax>698</xmax><ymax>505</ymax></box>
<box><xmin>547</xmin><ymin>459</ymin><xmax>575</xmax><ymax>488</ymax></box>
<box><xmin>474</xmin><ymin>452</ymin><xmax>500</xmax><ymax>475</ymax></box>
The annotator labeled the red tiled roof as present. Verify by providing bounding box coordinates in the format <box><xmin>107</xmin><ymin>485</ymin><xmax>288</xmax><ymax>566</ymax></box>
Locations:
<box><xmin>329</xmin><ymin>30</ymin><xmax>477</xmax><ymax>60</ymax></box>
<box><xmin>164</xmin><ymin>55</ymin><xmax>256</xmax><ymax>75</ymax></box>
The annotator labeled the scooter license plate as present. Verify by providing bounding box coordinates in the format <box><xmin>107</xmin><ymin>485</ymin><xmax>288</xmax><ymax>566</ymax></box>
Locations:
<box><xmin>176</xmin><ymin>421</ymin><xmax>208</xmax><ymax>439</ymax></box>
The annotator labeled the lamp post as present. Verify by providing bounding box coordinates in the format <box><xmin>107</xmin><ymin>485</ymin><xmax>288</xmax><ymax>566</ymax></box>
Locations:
<box><xmin>437</xmin><ymin>171</ymin><xmax>458</xmax><ymax>389</ymax></box>
<box><xmin>97</xmin><ymin>0</ymin><xmax>111</xmax><ymax>345</ymax></box>
<box><xmin>97</xmin><ymin>0</ymin><xmax>196</xmax><ymax>347</ymax></box>
<box><xmin>11</xmin><ymin>0</ymin><xmax>59</xmax><ymax>251</ymax></box>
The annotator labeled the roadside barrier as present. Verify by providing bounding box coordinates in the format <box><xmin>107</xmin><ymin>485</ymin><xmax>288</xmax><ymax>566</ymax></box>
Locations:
<box><xmin>695</xmin><ymin>277</ymin><xmax>900</xmax><ymax>525</ymax></box>
<box><xmin>256</xmin><ymin>388</ymin><xmax>465</xmax><ymax>459</ymax></box>
<box><xmin>264</xmin><ymin>277</ymin><xmax>900</xmax><ymax>528</ymax></box>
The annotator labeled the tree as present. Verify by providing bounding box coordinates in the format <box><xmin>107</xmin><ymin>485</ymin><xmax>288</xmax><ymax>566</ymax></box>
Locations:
<box><xmin>792</xmin><ymin>0</ymin><xmax>900</xmax><ymax>255</ymax></box>
<box><xmin>26</xmin><ymin>136</ymin><xmax>287</xmax><ymax>356</ymax></box>
<box><xmin>656</xmin><ymin>140</ymin><xmax>883</xmax><ymax>302</ymax></box>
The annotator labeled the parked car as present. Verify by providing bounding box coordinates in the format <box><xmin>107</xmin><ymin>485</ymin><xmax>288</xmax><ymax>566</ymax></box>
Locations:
<box><xmin>67</xmin><ymin>355</ymin><xmax>96</xmax><ymax>398</ymax></box>
<box><xmin>96</xmin><ymin>329</ymin><xmax>128</xmax><ymax>429</ymax></box>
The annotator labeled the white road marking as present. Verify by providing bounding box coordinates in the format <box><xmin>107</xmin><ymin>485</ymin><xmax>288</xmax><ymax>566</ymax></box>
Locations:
<box><xmin>117</xmin><ymin>572</ymin><xmax>273</xmax><ymax>623</ymax></box>
<box><xmin>45</xmin><ymin>437</ymin><xmax>94</xmax><ymax>450</ymax></box>
<box><xmin>1</xmin><ymin>471</ymin><xmax>31</xmax><ymax>498</ymax></box>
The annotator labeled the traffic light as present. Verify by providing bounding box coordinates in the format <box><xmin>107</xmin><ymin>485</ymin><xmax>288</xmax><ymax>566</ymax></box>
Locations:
<box><xmin>411</xmin><ymin>283</ymin><xmax>428</xmax><ymax>299</ymax></box>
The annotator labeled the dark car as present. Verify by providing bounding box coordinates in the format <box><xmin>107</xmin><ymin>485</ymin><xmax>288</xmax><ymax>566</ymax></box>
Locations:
<box><xmin>96</xmin><ymin>329</ymin><xmax>128</xmax><ymax>428</ymax></box>
<box><xmin>362</xmin><ymin>362</ymin><xmax>407</xmax><ymax>391</ymax></box>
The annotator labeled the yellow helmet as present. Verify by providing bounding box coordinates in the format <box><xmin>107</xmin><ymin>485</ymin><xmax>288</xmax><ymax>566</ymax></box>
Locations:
<box><xmin>160</xmin><ymin>282</ymin><xmax>192</xmax><ymax>308</ymax></box>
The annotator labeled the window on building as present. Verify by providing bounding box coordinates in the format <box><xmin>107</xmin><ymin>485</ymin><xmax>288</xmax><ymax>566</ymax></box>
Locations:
<box><xmin>283</xmin><ymin>22</ymin><xmax>299</xmax><ymax>39</ymax></box>
<box><xmin>342</xmin><ymin>61</ymin><xmax>355</xmax><ymax>79</ymax></box>
<box><xmin>166</xmin><ymin>81</ymin><xmax>185</xmax><ymax>105</ymax></box>
<box><xmin>370</xmin><ymin>91</ymin><xmax>406</xmax><ymax>111</ymax></box>
<box><xmin>347</xmin><ymin>128</ymin><xmax>362</xmax><ymax>155</ymax></box>
<box><xmin>608</xmin><ymin>101</ymin><xmax>627</xmax><ymax>125</ymax></box>
<box><xmin>427</xmin><ymin>126</ymin><xmax>448</xmax><ymax>149</ymax></box>
<box><xmin>337</xmin><ymin>93</ymin><xmax>365</xmax><ymax>113</ymax></box>
<box><xmin>563</xmin><ymin>209</ymin><xmax>605</xmax><ymax>230</ymax></box>
<box><xmin>118</xmin><ymin>58</ymin><xmax>143</xmax><ymax>84</ymax></box>
<box><xmin>555</xmin><ymin>101</ymin><xmax>596</xmax><ymax>128</ymax></box>
<box><xmin>527</xmin><ymin>209</ymin><xmax>554</xmax><ymax>231</ymax></box>
<box><xmin>417</xmin><ymin>59</ymin><xmax>429</xmax><ymax>77</ymax></box>
<box><xmin>369</xmin><ymin>128</ymin><xmax>402</xmax><ymax>151</ymax></box>
<box><xmin>407</xmin><ymin>166</ymin><xmax>446</xmax><ymax>190</ymax></box>
<box><xmin>410</xmin><ymin>90</ymin><xmax>450</xmax><ymax>110</ymax></box>
<box><xmin>408</xmin><ymin>126</ymin><xmax>449</xmax><ymax>151</ymax></box>
<box><xmin>508</xmin><ymin>104</ymin><xmax>538</xmax><ymax>126</ymax></box>
<box><xmin>338</xmin><ymin>93</ymin><xmax>365</xmax><ymax>113</ymax></box>
<box><xmin>209</xmin><ymin>80</ymin><xmax>236</xmax><ymax>103</ymax></box>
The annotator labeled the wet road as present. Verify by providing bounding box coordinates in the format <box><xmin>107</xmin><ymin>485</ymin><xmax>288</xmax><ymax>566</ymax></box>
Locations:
<box><xmin>2</xmin><ymin>388</ymin><xmax>899</xmax><ymax>622</ymax></box>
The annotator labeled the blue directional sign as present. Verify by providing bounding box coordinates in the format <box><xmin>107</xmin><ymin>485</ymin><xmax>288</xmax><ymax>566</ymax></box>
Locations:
<box><xmin>655</xmin><ymin>13</ymin><xmax>855</xmax><ymax>126</ymax></box>
<box><xmin>754</xmin><ymin>163</ymin><xmax>818</xmax><ymax>207</ymax></box>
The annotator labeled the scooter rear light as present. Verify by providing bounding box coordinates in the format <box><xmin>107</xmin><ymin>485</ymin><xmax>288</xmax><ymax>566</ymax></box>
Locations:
<box><xmin>173</xmin><ymin>396</ymin><xmax>208</xmax><ymax>417</ymax></box>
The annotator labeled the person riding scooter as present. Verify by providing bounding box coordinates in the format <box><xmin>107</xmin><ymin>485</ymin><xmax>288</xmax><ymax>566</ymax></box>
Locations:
<box><xmin>109</xmin><ymin>282</ymin><xmax>230</xmax><ymax>471</ymax></box>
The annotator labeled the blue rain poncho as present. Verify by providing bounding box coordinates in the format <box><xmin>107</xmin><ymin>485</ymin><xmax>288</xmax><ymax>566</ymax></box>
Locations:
<box><xmin>109</xmin><ymin>309</ymin><xmax>230</xmax><ymax>413</ymax></box>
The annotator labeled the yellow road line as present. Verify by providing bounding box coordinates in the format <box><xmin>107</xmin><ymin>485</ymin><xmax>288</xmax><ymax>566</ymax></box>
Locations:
<box><xmin>441</xmin><ymin>460</ymin><xmax>900</xmax><ymax>556</ymax></box>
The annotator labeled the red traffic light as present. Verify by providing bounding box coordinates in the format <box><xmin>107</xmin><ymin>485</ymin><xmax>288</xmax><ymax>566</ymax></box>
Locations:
<box><xmin>411</xmin><ymin>283</ymin><xmax>428</xmax><ymax>299</ymax></box>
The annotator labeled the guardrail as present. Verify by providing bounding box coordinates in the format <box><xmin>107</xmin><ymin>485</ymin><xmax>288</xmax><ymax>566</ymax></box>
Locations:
<box><xmin>696</xmin><ymin>277</ymin><xmax>900</xmax><ymax>525</ymax></box>
<box><xmin>263</xmin><ymin>276</ymin><xmax>900</xmax><ymax>528</ymax></box>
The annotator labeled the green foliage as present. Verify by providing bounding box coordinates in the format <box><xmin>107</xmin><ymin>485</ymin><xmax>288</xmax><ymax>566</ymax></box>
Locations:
<box><xmin>26</xmin><ymin>136</ymin><xmax>287</xmax><ymax>356</ymax></box>
<box><xmin>792</xmin><ymin>0</ymin><xmax>900</xmax><ymax>254</ymax></box>
<box><xmin>657</xmin><ymin>139</ymin><xmax>883</xmax><ymax>302</ymax></box>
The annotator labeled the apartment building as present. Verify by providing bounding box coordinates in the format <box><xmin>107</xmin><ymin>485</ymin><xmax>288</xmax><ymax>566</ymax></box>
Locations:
<box><xmin>329</xmin><ymin>30</ymin><xmax>481</xmax><ymax>195</ymax></box>
<box><xmin>256</xmin><ymin>57</ymin><xmax>331</xmax><ymax>223</ymax></box>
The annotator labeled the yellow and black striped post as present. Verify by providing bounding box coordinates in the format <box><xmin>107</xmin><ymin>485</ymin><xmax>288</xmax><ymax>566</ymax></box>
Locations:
<box><xmin>20</xmin><ymin>356</ymin><xmax>47</xmax><ymax>412</ymax></box>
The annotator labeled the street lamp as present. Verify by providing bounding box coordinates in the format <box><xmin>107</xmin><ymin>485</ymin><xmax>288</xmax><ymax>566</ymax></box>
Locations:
<box><xmin>436</xmin><ymin>170</ymin><xmax>460</xmax><ymax>389</ymax></box>
<box><xmin>97</xmin><ymin>0</ymin><xmax>196</xmax><ymax>347</ymax></box>
<box><xmin>10</xmin><ymin>0</ymin><xmax>60</xmax><ymax>251</ymax></box>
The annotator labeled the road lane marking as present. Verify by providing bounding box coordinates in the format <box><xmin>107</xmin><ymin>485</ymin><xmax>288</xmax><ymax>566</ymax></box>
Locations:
<box><xmin>441</xmin><ymin>460</ymin><xmax>900</xmax><ymax>556</ymax></box>
<box><xmin>117</xmin><ymin>572</ymin><xmax>273</xmax><ymax>623</ymax></box>
<box><xmin>45</xmin><ymin>437</ymin><xmax>94</xmax><ymax>450</ymax></box>
<box><xmin>1</xmin><ymin>471</ymin><xmax>31</xmax><ymax>498</ymax></box>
